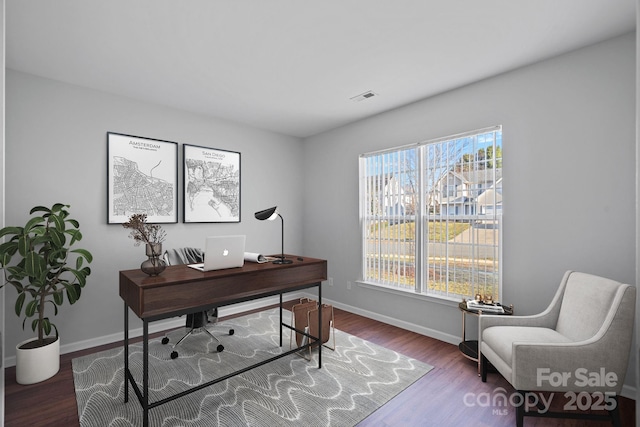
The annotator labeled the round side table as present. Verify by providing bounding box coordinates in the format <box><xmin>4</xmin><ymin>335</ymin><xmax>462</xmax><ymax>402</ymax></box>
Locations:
<box><xmin>458</xmin><ymin>301</ymin><xmax>513</xmax><ymax>375</ymax></box>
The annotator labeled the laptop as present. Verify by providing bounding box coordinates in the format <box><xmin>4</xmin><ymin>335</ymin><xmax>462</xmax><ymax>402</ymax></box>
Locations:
<box><xmin>188</xmin><ymin>235</ymin><xmax>246</xmax><ymax>271</ymax></box>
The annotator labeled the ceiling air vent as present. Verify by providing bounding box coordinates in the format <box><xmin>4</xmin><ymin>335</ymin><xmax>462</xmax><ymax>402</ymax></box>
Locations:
<box><xmin>350</xmin><ymin>90</ymin><xmax>378</xmax><ymax>102</ymax></box>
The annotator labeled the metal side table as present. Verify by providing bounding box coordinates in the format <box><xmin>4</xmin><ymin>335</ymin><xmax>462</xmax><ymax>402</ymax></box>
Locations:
<box><xmin>458</xmin><ymin>301</ymin><xmax>513</xmax><ymax>375</ymax></box>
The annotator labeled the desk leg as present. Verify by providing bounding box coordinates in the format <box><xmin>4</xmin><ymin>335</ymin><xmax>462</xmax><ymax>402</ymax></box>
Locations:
<box><xmin>318</xmin><ymin>282</ymin><xmax>322</xmax><ymax>369</ymax></box>
<box><xmin>279</xmin><ymin>293</ymin><xmax>283</xmax><ymax>347</ymax></box>
<box><xmin>124</xmin><ymin>302</ymin><xmax>129</xmax><ymax>403</ymax></box>
<box><xmin>143</xmin><ymin>319</ymin><xmax>149</xmax><ymax>427</ymax></box>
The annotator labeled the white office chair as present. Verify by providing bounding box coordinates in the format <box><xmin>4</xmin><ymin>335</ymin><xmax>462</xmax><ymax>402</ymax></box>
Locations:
<box><xmin>160</xmin><ymin>247</ymin><xmax>234</xmax><ymax>359</ymax></box>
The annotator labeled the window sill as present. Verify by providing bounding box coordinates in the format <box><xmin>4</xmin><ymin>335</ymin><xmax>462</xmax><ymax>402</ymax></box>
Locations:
<box><xmin>356</xmin><ymin>280</ymin><xmax>462</xmax><ymax>308</ymax></box>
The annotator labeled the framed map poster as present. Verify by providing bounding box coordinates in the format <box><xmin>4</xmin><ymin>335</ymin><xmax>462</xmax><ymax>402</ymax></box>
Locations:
<box><xmin>107</xmin><ymin>132</ymin><xmax>178</xmax><ymax>224</ymax></box>
<box><xmin>183</xmin><ymin>144</ymin><xmax>241</xmax><ymax>223</ymax></box>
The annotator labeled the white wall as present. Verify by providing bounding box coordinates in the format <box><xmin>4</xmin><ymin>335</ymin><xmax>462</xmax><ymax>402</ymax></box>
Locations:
<box><xmin>4</xmin><ymin>70</ymin><xmax>304</xmax><ymax>362</ymax></box>
<box><xmin>302</xmin><ymin>33</ymin><xmax>637</xmax><ymax>394</ymax></box>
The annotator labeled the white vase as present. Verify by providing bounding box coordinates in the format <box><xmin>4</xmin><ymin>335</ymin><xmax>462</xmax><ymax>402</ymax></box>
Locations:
<box><xmin>15</xmin><ymin>336</ymin><xmax>60</xmax><ymax>385</ymax></box>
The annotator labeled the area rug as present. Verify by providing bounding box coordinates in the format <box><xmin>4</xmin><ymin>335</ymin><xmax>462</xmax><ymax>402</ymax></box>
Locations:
<box><xmin>72</xmin><ymin>308</ymin><xmax>432</xmax><ymax>426</ymax></box>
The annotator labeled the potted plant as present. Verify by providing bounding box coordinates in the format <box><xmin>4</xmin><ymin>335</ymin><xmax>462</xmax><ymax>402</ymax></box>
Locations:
<box><xmin>0</xmin><ymin>203</ymin><xmax>92</xmax><ymax>384</ymax></box>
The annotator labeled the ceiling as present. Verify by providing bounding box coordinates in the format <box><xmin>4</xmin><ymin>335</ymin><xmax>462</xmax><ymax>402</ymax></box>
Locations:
<box><xmin>6</xmin><ymin>1</ymin><xmax>636</xmax><ymax>138</ymax></box>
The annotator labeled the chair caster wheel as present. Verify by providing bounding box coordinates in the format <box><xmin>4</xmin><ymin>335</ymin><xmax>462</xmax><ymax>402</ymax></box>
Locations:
<box><xmin>170</xmin><ymin>351</ymin><xmax>178</xmax><ymax>359</ymax></box>
<box><xmin>229</xmin><ymin>329</ymin><xmax>234</xmax><ymax>336</ymax></box>
<box><xmin>161</xmin><ymin>337</ymin><xmax>169</xmax><ymax>345</ymax></box>
<box><xmin>217</xmin><ymin>344</ymin><xmax>224</xmax><ymax>352</ymax></box>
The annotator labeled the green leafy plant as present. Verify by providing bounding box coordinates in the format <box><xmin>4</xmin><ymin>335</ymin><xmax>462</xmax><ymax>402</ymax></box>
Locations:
<box><xmin>0</xmin><ymin>203</ymin><xmax>93</xmax><ymax>348</ymax></box>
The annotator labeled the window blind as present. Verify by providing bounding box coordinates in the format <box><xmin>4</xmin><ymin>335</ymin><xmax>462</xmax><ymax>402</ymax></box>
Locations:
<box><xmin>360</xmin><ymin>126</ymin><xmax>502</xmax><ymax>301</ymax></box>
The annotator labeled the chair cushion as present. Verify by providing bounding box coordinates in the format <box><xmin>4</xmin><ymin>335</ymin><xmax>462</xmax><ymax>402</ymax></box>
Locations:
<box><xmin>483</xmin><ymin>326</ymin><xmax>573</xmax><ymax>366</ymax></box>
<box><xmin>556</xmin><ymin>272</ymin><xmax>621</xmax><ymax>341</ymax></box>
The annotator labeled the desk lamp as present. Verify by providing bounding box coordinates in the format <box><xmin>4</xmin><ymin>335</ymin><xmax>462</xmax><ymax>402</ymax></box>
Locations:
<box><xmin>254</xmin><ymin>206</ymin><xmax>292</xmax><ymax>264</ymax></box>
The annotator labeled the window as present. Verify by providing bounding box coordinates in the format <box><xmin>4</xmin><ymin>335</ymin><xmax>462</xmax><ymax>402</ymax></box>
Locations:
<box><xmin>359</xmin><ymin>126</ymin><xmax>502</xmax><ymax>301</ymax></box>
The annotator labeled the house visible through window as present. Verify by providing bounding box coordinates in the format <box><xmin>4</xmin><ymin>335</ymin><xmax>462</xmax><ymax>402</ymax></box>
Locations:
<box><xmin>359</xmin><ymin>126</ymin><xmax>502</xmax><ymax>301</ymax></box>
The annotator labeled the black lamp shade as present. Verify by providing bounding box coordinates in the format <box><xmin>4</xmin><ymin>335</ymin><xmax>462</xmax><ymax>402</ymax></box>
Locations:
<box><xmin>254</xmin><ymin>206</ymin><xmax>278</xmax><ymax>221</ymax></box>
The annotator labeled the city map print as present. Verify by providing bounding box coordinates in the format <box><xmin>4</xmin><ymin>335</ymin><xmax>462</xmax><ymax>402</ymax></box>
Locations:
<box><xmin>107</xmin><ymin>133</ymin><xmax>178</xmax><ymax>223</ymax></box>
<box><xmin>183</xmin><ymin>144</ymin><xmax>240</xmax><ymax>223</ymax></box>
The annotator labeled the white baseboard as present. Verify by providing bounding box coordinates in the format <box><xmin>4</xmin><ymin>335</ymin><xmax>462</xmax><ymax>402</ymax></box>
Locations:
<box><xmin>318</xmin><ymin>295</ymin><xmax>460</xmax><ymax>346</ymax></box>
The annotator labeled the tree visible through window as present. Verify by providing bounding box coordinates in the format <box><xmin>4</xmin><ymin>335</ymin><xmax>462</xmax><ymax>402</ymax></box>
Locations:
<box><xmin>359</xmin><ymin>126</ymin><xmax>502</xmax><ymax>301</ymax></box>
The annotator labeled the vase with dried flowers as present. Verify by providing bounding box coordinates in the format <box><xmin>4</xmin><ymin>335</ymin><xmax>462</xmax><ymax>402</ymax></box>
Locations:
<box><xmin>122</xmin><ymin>213</ymin><xmax>167</xmax><ymax>276</ymax></box>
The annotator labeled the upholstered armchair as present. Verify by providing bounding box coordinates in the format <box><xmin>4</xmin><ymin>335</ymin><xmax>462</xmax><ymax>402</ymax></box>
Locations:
<box><xmin>479</xmin><ymin>271</ymin><xmax>635</xmax><ymax>427</ymax></box>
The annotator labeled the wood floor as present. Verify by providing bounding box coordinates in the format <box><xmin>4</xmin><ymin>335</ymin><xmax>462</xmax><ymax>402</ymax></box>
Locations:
<box><xmin>4</xmin><ymin>303</ymin><xmax>636</xmax><ymax>426</ymax></box>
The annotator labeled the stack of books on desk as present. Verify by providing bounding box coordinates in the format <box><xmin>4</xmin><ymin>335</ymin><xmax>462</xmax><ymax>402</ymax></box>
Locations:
<box><xmin>466</xmin><ymin>300</ymin><xmax>505</xmax><ymax>313</ymax></box>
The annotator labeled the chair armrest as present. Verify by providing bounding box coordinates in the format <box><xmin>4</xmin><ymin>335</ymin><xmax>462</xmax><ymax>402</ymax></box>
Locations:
<box><xmin>479</xmin><ymin>271</ymin><xmax>574</xmax><ymax>335</ymax></box>
<box><xmin>511</xmin><ymin>338</ymin><xmax>627</xmax><ymax>394</ymax></box>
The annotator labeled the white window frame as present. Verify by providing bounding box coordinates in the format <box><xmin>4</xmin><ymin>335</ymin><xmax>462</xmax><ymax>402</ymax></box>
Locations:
<box><xmin>359</xmin><ymin>126</ymin><xmax>502</xmax><ymax>302</ymax></box>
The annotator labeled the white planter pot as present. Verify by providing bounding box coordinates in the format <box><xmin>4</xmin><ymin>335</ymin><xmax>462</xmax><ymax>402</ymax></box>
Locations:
<box><xmin>15</xmin><ymin>337</ymin><xmax>60</xmax><ymax>385</ymax></box>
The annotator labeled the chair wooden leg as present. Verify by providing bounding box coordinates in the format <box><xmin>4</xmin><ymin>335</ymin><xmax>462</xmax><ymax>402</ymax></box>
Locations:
<box><xmin>609</xmin><ymin>396</ymin><xmax>621</xmax><ymax>427</ymax></box>
<box><xmin>480</xmin><ymin>354</ymin><xmax>488</xmax><ymax>382</ymax></box>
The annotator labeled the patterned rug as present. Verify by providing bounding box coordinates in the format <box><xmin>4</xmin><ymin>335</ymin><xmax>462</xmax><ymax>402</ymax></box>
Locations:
<box><xmin>72</xmin><ymin>308</ymin><xmax>432</xmax><ymax>426</ymax></box>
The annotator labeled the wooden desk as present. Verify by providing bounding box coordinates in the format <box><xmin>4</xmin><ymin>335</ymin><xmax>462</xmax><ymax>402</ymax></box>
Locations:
<box><xmin>120</xmin><ymin>255</ymin><xmax>327</xmax><ymax>427</ymax></box>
